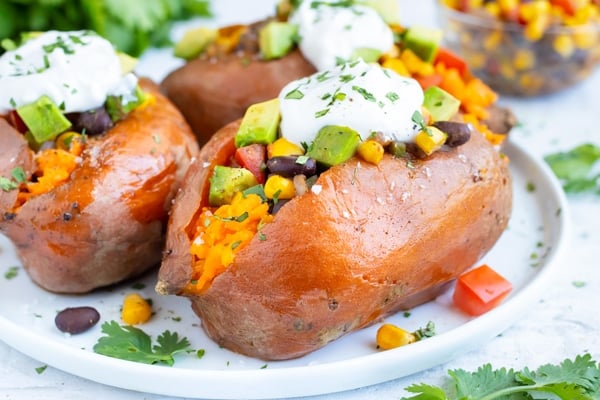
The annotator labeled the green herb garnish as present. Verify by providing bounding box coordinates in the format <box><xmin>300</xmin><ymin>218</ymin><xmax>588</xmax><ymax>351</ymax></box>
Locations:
<box><xmin>285</xmin><ymin>88</ymin><xmax>304</xmax><ymax>100</ymax></box>
<box><xmin>93</xmin><ymin>321</ymin><xmax>191</xmax><ymax>366</ymax></box>
<box><xmin>352</xmin><ymin>85</ymin><xmax>376</xmax><ymax>102</ymax></box>
<box><xmin>401</xmin><ymin>353</ymin><xmax>600</xmax><ymax>400</ymax></box>
<box><xmin>544</xmin><ymin>143</ymin><xmax>600</xmax><ymax>195</ymax></box>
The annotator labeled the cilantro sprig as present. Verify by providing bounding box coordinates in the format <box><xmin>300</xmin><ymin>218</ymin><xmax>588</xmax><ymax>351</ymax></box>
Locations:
<box><xmin>402</xmin><ymin>353</ymin><xmax>600</xmax><ymax>400</ymax></box>
<box><xmin>93</xmin><ymin>321</ymin><xmax>191</xmax><ymax>366</ymax></box>
<box><xmin>544</xmin><ymin>143</ymin><xmax>600</xmax><ymax>195</ymax></box>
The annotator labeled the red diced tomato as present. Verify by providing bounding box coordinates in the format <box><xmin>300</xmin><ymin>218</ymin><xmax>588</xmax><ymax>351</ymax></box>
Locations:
<box><xmin>550</xmin><ymin>0</ymin><xmax>578</xmax><ymax>15</ymax></box>
<box><xmin>414</xmin><ymin>73</ymin><xmax>443</xmax><ymax>90</ymax></box>
<box><xmin>434</xmin><ymin>48</ymin><xmax>468</xmax><ymax>76</ymax></box>
<box><xmin>8</xmin><ymin>110</ymin><xmax>28</xmax><ymax>133</ymax></box>
<box><xmin>453</xmin><ymin>264</ymin><xmax>512</xmax><ymax>316</ymax></box>
<box><xmin>234</xmin><ymin>144</ymin><xmax>267</xmax><ymax>184</ymax></box>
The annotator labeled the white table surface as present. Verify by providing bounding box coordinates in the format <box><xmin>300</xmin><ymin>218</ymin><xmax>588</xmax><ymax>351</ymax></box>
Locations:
<box><xmin>2</xmin><ymin>1</ymin><xmax>600</xmax><ymax>399</ymax></box>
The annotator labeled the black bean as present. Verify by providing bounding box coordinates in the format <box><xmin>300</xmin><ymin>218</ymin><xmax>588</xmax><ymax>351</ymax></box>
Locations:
<box><xmin>433</xmin><ymin>121</ymin><xmax>472</xmax><ymax>147</ymax></box>
<box><xmin>266</xmin><ymin>156</ymin><xmax>317</xmax><ymax>178</ymax></box>
<box><xmin>55</xmin><ymin>306</ymin><xmax>100</xmax><ymax>334</ymax></box>
<box><xmin>68</xmin><ymin>107</ymin><xmax>114</xmax><ymax>136</ymax></box>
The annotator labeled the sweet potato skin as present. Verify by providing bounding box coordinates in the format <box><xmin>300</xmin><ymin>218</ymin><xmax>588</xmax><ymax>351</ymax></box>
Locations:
<box><xmin>0</xmin><ymin>79</ymin><xmax>199</xmax><ymax>294</ymax></box>
<box><xmin>160</xmin><ymin>49</ymin><xmax>316</xmax><ymax>145</ymax></box>
<box><xmin>157</xmin><ymin>120</ymin><xmax>512</xmax><ymax>360</ymax></box>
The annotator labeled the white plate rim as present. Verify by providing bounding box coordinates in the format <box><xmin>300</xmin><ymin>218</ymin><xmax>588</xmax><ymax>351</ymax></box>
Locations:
<box><xmin>0</xmin><ymin>138</ymin><xmax>571</xmax><ymax>399</ymax></box>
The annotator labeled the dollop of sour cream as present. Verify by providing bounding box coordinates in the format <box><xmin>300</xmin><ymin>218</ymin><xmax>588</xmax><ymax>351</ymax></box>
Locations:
<box><xmin>0</xmin><ymin>30</ymin><xmax>138</xmax><ymax>114</ymax></box>
<box><xmin>278</xmin><ymin>59</ymin><xmax>424</xmax><ymax>146</ymax></box>
<box><xmin>290</xmin><ymin>1</ymin><xmax>394</xmax><ymax>70</ymax></box>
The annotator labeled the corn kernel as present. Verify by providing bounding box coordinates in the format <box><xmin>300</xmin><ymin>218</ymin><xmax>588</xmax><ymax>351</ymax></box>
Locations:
<box><xmin>524</xmin><ymin>15</ymin><xmax>549</xmax><ymax>41</ymax></box>
<box><xmin>267</xmin><ymin>137</ymin><xmax>305</xmax><ymax>158</ymax></box>
<box><xmin>264</xmin><ymin>175</ymin><xmax>295</xmax><ymax>200</ymax></box>
<box><xmin>121</xmin><ymin>293</ymin><xmax>152</xmax><ymax>325</ymax></box>
<box><xmin>513</xmin><ymin>48</ymin><xmax>535</xmax><ymax>70</ymax></box>
<box><xmin>415</xmin><ymin>126</ymin><xmax>447</xmax><ymax>156</ymax></box>
<box><xmin>518</xmin><ymin>73</ymin><xmax>544</xmax><ymax>91</ymax></box>
<box><xmin>499</xmin><ymin>61</ymin><xmax>516</xmax><ymax>80</ymax></box>
<box><xmin>572</xmin><ymin>27</ymin><xmax>598</xmax><ymax>49</ymax></box>
<box><xmin>483</xmin><ymin>30</ymin><xmax>503</xmax><ymax>50</ymax></box>
<box><xmin>357</xmin><ymin>140</ymin><xmax>384</xmax><ymax>165</ymax></box>
<box><xmin>484</xmin><ymin>3</ymin><xmax>501</xmax><ymax>17</ymax></box>
<box><xmin>376</xmin><ymin>323</ymin><xmax>416</xmax><ymax>350</ymax></box>
<box><xmin>55</xmin><ymin>131</ymin><xmax>84</xmax><ymax>154</ymax></box>
<box><xmin>381</xmin><ymin>58</ymin><xmax>410</xmax><ymax>76</ymax></box>
<box><xmin>553</xmin><ymin>34</ymin><xmax>575</xmax><ymax>57</ymax></box>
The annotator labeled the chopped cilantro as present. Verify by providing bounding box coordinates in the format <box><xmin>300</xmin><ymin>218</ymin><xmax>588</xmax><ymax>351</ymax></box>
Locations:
<box><xmin>352</xmin><ymin>85</ymin><xmax>376</xmax><ymax>102</ymax></box>
<box><xmin>315</xmin><ymin>108</ymin><xmax>330</xmax><ymax>118</ymax></box>
<box><xmin>4</xmin><ymin>266</ymin><xmax>19</xmax><ymax>280</ymax></box>
<box><xmin>386</xmin><ymin>91</ymin><xmax>400</xmax><ymax>103</ymax></box>
<box><xmin>93</xmin><ymin>321</ymin><xmax>191</xmax><ymax>366</ymax></box>
<box><xmin>35</xmin><ymin>365</ymin><xmax>48</xmax><ymax>374</ymax></box>
<box><xmin>544</xmin><ymin>143</ymin><xmax>600</xmax><ymax>195</ymax></box>
<box><xmin>285</xmin><ymin>88</ymin><xmax>304</xmax><ymax>100</ymax></box>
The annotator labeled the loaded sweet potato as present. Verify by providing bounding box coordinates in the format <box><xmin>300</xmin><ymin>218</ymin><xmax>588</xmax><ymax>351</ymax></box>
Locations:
<box><xmin>0</xmin><ymin>31</ymin><xmax>199</xmax><ymax>294</ymax></box>
<box><xmin>156</xmin><ymin>59</ymin><xmax>513</xmax><ymax>360</ymax></box>
<box><xmin>161</xmin><ymin>0</ymin><xmax>515</xmax><ymax>145</ymax></box>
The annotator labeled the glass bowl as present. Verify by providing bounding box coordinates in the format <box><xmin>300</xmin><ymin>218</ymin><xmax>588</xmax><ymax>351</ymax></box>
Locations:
<box><xmin>436</xmin><ymin>1</ymin><xmax>600</xmax><ymax>97</ymax></box>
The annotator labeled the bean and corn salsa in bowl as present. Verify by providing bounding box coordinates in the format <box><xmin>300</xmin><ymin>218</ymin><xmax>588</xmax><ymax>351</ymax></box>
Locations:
<box><xmin>436</xmin><ymin>0</ymin><xmax>600</xmax><ymax>96</ymax></box>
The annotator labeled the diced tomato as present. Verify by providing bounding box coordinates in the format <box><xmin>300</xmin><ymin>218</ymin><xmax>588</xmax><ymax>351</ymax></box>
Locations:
<box><xmin>453</xmin><ymin>264</ymin><xmax>512</xmax><ymax>316</ymax></box>
<box><xmin>549</xmin><ymin>0</ymin><xmax>578</xmax><ymax>15</ymax></box>
<box><xmin>414</xmin><ymin>73</ymin><xmax>443</xmax><ymax>90</ymax></box>
<box><xmin>8</xmin><ymin>110</ymin><xmax>28</xmax><ymax>133</ymax></box>
<box><xmin>234</xmin><ymin>144</ymin><xmax>267</xmax><ymax>184</ymax></box>
<box><xmin>434</xmin><ymin>47</ymin><xmax>468</xmax><ymax>77</ymax></box>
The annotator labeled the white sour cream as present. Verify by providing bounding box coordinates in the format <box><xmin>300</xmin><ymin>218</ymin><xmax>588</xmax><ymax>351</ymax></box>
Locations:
<box><xmin>278</xmin><ymin>59</ymin><xmax>424</xmax><ymax>146</ymax></box>
<box><xmin>290</xmin><ymin>1</ymin><xmax>394</xmax><ymax>71</ymax></box>
<box><xmin>0</xmin><ymin>30</ymin><xmax>138</xmax><ymax>114</ymax></box>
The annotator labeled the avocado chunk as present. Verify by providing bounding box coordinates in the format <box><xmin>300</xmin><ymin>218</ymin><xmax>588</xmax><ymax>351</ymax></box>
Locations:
<box><xmin>16</xmin><ymin>95</ymin><xmax>72</xmax><ymax>145</ymax></box>
<box><xmin>174</xmin><ymin>27</ymin><xmax>217</xmax><ymax>60</ymax></box>
<box><xmin>209</xmin><ymin>166</ymin><xmax>259</xmax><ymax>206</ymax></box>
<box><xmin>402</xmin><ymin>26</ymin><xmax>443</xmax><ymax>63</ymax></box>
<box><xmin>423</xmin><ymin>86</ymin><xmax>461</xmax><ymax>122</ymax></box>
<box><xmin>350</xmin><ymin>47</ymin><xmax>382</xmax><ymax>63</ymax></box>
<box><xmin>259</xmin><ymin>21</ymin><xmax>297</xmax><ymax>60</ymax></box>
<box><xmin>117</xmin><ymin>51</ymin><xmax>138</xmax><ymax>74</ymax></box>
<box><xmin>235</xmin><ymin>98</ymin><xmax>280</xmax><ymax>148</ymax></box>
<box><xmin>306</xmin><ymin>125</ymin><xmax>361</xmax><ymax>167</ymax></box>
<box><xmin>355</xmin><ymin>0</ymin><xmax>401</xmax><ymax>25</ymax></box>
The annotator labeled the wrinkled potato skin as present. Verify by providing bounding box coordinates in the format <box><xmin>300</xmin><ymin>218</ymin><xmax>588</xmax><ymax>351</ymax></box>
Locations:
<box><xmin>0</xmin><ymin>79</ymin><xmax>199</xmax><ymax>294</ymax></box>
<box><xmin>157</xmin><ymin>120</ymin><xmax>512</xmax><ymax>360</ymax></box>
<box><xmin>160</xmin><ymin>50</ymin><xmax>316</xmax><ymax>145</ymax></box>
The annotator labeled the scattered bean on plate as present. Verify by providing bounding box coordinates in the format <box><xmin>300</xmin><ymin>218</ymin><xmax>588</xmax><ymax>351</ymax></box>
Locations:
<box><xmin>55</xmin><ymin>306</ymin><xmax>100</xmax><ymax>334</ymax></box>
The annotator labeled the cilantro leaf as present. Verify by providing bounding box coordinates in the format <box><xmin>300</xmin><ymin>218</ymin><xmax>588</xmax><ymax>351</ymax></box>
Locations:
<box><xmin>401</xmin><ymin>353</ymin><xmax>600</xmax><ymax>400</ymax></box>
<box><xmin>93</xmin><ymin>321</ymin><xmax>191</xmax><ymax>366</ymax></box>
<box><xmin>544</xmin><ymin>143</ymin><xmax>600</xmax><ymax>195</ymax></box>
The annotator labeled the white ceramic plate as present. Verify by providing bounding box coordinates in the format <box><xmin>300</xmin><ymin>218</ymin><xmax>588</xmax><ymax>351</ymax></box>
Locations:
<box><xmin>0</xmin><ymin>139</ymin><xmax>569</xmax><ymax>399</ymax></box>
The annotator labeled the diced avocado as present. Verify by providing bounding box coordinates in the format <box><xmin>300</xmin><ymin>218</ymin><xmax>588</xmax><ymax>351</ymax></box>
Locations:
<box><xmin>350</xmin><ymin>47</ymin><xmax>382</xmax><ymax>63</ymax></box>
<box><xmin>235</xmin><ymin>98</ymin><xmax>280</xmax><ymax>148</ymax></box>
<box><xmin>355</xmin><ymin>0</ymin><xmax>401</xmax><ymax>25</ymax></box>
<box><xmin>105</xmin><ymin>85</ymin><xmax>146</xmax><ymax>122</ymax></box>
<box><xmin>117</xmin><ymin>51</ymin><xmax>138</xmax><ymax>74</ymax></box>
<box><xmin>306</xmin><ymin>125</ymin><xmax>361</xmax><ymax>167</ymax></box>
<box><xmin>174</xmin><ymin>27</ymin><xmax>217</xmax><ymax>60</ymax></box>
<box><xmin>402</xmin><ymin>26</ymin><xmax>443</xmax><ymax>63</ymax></box>
<box><xmin>423</xmin><ymin>86</ymin><xmax>461</xmax><ymax>122</ymax></box>
<box><xmin>209</xmin><ymin>166</ymin><xmax>258</xmax><ymax>206</ymax></box>
<box><xmin>16</xmin><ymin>95</ymin><xmax>72</xmax><ymax>145</ymax></box>
<box><xmin>259</xmin><ymin>21</ymin><xmax>298</xmax><ymax>60</ymax></box>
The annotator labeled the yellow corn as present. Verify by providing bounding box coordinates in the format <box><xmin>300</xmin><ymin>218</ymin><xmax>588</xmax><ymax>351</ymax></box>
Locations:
<box><xmin>357</xmin><ymin>140</ymin><xmax>384</xmax><ymax>165</ymax></box>
<box><xmin>376</xmin><ymin>323</ymin><xmax>416</xmax><ymax>350</ymax></box>
<box><xmin>553</xmin><ymin>34</ymin><xmax>575</xmax><ymax>57</ymax></box>
<box><xmin>483</xmin><ymin>30</ymin><xmax>503</xmax><ymax>50</ymax></box>
<box><xmin>513</xmin><ymin>48</ymin><xmax>535</xmax><ymax>70</ymax></box>
<box><xmin>524</xmin><ymin>15</ymin><xmax>549</xmax><ymax>41</ymax></box>
<box><xmin>264</xmin><ymin>175</ymin><xmax>295</xmax><ymax>199</ymax></box>
<box><xmin>484</xmin><ymin>2</ymin><xmax>501</xmax><ymax>17</ymax></box>
<box><xmin>121</xmin><ymin>293</ymin><xmax>152</xmax><ymax>325</ymax></box>
<box><xmin>572</xmin><ymin>27</ymin><xmax>598</xmax><ymax>49</ymax></box>
<box><xmin>55</xmin><ymin>131</ymin><xmax>84</xmax><ymax>155</ymax></box>
<box><xmin>415</xmin><ymin>126</ymin><xmax>447</xmax><ymax>156</ymax></box>
<box><xmin>267</xmin><ymin>137</ymin><xmax>305</xmax><ymax>158</ymax></box>
<box><xmin>381</xmin><ymin>58</ymin><xmax>410</xmax><ymax>77</ymax></box>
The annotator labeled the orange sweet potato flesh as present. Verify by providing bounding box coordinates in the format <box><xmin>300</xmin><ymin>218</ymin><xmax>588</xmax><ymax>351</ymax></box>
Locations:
<box><xmin>160</xmin><ymin>49</ymin><xmax>316</xmax><ymax>145</ymax></box>
<box><xmin>156</xmin><ymin>120</ymin><xmax>512</xmax><ymax>360</ymax></box>
<box><xmin>0</xmin><ymin>79</ymin><xmax>199</xmax><ymax>294</ymax></box>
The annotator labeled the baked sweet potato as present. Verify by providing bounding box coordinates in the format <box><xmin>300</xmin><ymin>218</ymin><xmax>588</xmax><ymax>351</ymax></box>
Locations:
<box><xmin>156</xmin><ymin>117</ymin><xmax>512</xmax><ymax>360</ymax></box>
<box><xmin>160</xmin><ymin>4</ymin><xmax>515</xmax><ymax>147</ymax></box>
<box><xmin>161</xmin><ymin>27</ymin><xmax>316</xmax><ymax>145</ymax></box>
<box><xmin>0</xmin><ymin>78</ymin><xmax>199</xmax><ymax>294</ymax></box>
